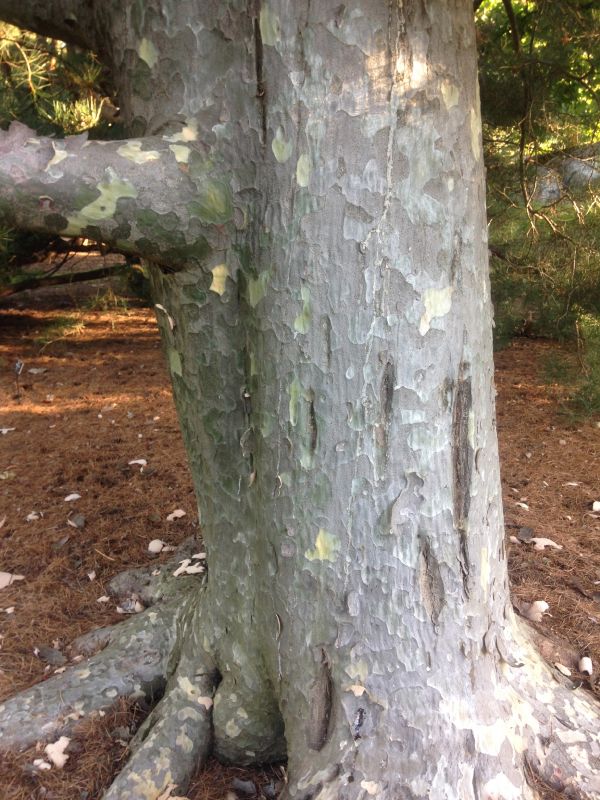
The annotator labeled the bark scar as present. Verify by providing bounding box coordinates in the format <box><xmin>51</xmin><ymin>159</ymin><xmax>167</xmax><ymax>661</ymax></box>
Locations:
<box><xmin>253</xmin><ymin>9</ymin><xmax>267</xmax><ymax>146</ymax></box>
<box><xmin>418</xmin><ymin>536</ymin><xmax>445</xmax><ymax>625</ymax></box>
<box><xmin>451</xmin><ymin>361</ymin><xmax>473</xmax><ymax>595</ymax></box>
<box><xmin>306</xmin><ymin>647</ymin><xmax>333</xmax><ymax>751</ymax></box>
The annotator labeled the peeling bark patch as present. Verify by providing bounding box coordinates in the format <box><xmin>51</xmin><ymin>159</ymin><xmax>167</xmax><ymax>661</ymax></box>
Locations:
<box><xmin>418</xmin><ymin>537</ymin><xmax>445</xmax><ymax>624</ymax></box>
<box><xmin>305</xmin><ymin>529</ymin><xmax>340</xmax><ymax>562</ymax></box>
<box><xmin>306</xmin><ymin>649</ymin><xmax>333</xmax><ymax>751</ymax></box>
<box><xmin>419</xmin><ymin>287</ymin><xmax>453</xmax><ymax>336</ymax></box>
<box><xmin>452</xmin><ymin>363</ymin><xmax>473</xmax><ymax>591</ymax></box>
<box><xmin>380</xmin><ymin>358</ymin><xmax>395</xmax><ymax>423</ymax></box>
<box><xmin>209</xmin><ymin>264</ymin><xmax>229</xmax><ymax>295</ymax></box>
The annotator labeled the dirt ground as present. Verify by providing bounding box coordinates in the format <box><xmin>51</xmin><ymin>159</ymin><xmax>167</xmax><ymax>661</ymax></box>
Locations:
<box><xmin>1</xmin><ymin>273</ymin><xmax>600</xmax><ymax>799</ymax></box>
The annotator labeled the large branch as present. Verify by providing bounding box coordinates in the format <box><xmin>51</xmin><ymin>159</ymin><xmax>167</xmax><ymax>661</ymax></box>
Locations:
<box><xmin>0</xmin><ymin>122</ymin><xmax>237</xmax><ymax>271</ymax></box>
<box><xmin>0</xmin><ymin>264</ymin><xmax>124</xmax><ymax>298</ymax></box>
<box><xmin>0</xmin><ymin>0</ymin><xmax>95</xmax><ymax>50</ymax></box>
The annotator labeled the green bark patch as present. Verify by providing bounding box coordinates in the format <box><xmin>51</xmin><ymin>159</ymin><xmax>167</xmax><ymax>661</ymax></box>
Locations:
<box><xmin>305</xmin><ymin>529</ymin><xmax>340</xmax><ymax>563</ymax></box>
<box><xmin>67</xmin><ymin>168</ymin><xmax>137</xmax><ymax>230</ymax></box>
<box><xmin>168</xmin><ymin>348</ymin><xmax>182</xmax><ymax>377</ymax></box>
<box><xmin>293</xmin><ymin>286</ymin><xmax>312</xmax><ymax>334</ymax></box>
<box><xmin>188</xmin><ymin>180</ymin><xmax>233</xmax><ymax>224</ymax></box>
<box><xmin>247</xmin><ymin>272</ymin><xmax>270</xmax><ymax>307</ymax></box>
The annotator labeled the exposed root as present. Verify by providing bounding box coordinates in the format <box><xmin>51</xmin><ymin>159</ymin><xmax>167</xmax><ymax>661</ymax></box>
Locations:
<box><xmin>102</xmin><ymin>669</ymin><xmax>216</xmax><ymax>800</ymax></box>
<box><xmin>102</xmin><ymin>596</ymin><xmax>217</xmax><ymax>799</ymax></box>
<box><xmin>511</xmin><ymin>628</ymin><xmax>600</xmax><ymax>799</ymax></box>
<box><xmin>0</xmin><ymin>595</ymin><xmax>185</xmax><ymax>750</ymax></box>
<box><xmin>108</xmin><ymin>536</ymin><xmax>204</xmax><ymax>607</ymax></box>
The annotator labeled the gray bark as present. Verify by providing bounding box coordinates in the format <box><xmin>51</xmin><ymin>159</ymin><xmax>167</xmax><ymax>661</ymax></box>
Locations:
<box><xmin>1</xmin><ymin>2</ymin><xmax>600</xmax><ymax>799</ymax></box>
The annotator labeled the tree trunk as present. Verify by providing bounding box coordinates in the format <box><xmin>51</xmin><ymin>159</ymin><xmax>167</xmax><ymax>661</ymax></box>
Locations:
<box><xmin>1</xmin><ymin>2</ymin><xmax>600</xmax><ymax>799</ymax></box>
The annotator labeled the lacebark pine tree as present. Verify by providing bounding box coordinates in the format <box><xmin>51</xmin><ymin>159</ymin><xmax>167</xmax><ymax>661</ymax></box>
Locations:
<box><xmin>0</xmin><ymin>2</ymin><xmax>599</xmax><ymax>799</ymax></box>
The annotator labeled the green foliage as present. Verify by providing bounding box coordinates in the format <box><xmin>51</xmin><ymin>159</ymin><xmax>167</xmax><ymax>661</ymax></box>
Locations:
<box><xmin>567</xmin><ymin>313</ymin><xmax>600</xmax><ymax>416</ymax></box>
<box><xmin>0</xmin><ymin>23</ymin><xmax>117</xmax><ymax>136</ymax></box>
<box><xmin>477</xmin><ymin>1</ymin><xmax>600</xmax><ymax>363</ymax></box>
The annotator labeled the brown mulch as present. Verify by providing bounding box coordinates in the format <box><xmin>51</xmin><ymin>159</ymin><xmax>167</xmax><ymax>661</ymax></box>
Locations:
<box><xmin>1</xmin><ymin>276</ymin><xmax>599</xmax><ymax>798</ymax></box>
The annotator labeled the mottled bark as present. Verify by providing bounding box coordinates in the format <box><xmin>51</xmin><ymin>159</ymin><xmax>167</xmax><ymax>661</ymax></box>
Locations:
<box><xmin>1</xmin><ymin>2</ymin><xmax>600</xmax><ymax>799</ymax></box>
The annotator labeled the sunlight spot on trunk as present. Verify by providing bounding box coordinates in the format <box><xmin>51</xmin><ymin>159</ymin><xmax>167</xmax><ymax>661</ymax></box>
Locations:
<box><xmin>470</xmin><ymin>108</ymin><xmax>482</xmax><ymax>161</ymax></box>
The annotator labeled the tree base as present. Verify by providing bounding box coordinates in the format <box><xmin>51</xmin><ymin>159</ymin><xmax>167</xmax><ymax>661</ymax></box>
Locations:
<box><xmin>1</xmin><ymin>558</ymin><xmax>600</xmax><ymax>800</ymax></box>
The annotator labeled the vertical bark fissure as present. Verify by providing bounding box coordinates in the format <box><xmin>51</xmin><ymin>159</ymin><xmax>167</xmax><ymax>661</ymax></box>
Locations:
<box><xmin>452</xmin><ymin>361</ymin><xmax>474</xmax><ymax>595</ymax></box>
<box><xmin>253</xmin><ymin>10</ymin><xmax>268</xmax><ymax>147</ymax></box>
<box><xmin>306</xmin><ymin>647</ymin><xmax>334</xmax><ymax>752</ymax></box>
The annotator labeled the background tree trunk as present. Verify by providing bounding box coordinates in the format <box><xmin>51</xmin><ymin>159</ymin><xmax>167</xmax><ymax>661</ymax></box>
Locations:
<box><xmin>1</xmin><ymin>2</ymin><xmax>600</xmax><ymax>799</ymax></box>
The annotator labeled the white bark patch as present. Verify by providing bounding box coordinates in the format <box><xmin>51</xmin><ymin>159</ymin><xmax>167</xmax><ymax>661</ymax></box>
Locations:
<box><xmin>482</xmin><ymin>774</ymin><xmax>521</xmax><ymax>800</ymax></box>
<box><xmin>169</xmin><ymin>144</ymin><xmax>191</xmax><ymax>164</ymax></box>
<box><xmin>360</xmin><ymin>781</ymin><xmax>379</xmax><ymax>795</ymax></box>
<box><xmin>480</xmin><ymin>546</ymin><xmax>490</xmax><ymax>596</ymax></box>
<box><xmin>225</xmin><ymin>719</ymin><xmax>241</xmax><ymax>737</ymax></box>
<box><xmin>346</xmin><ymin>684</ymin><xmax>366</xmax><ymax>697</ymax></box>
<box><xmin>177</xmin><ymin>676</ymin><xmax>197</xmax><ymax>698</ymax></box>
<box><xmin>117</xmin><ymin>140</ymin><xmax>160</xmax><ymax>163</ymax></box>
<box><xmin>345</xmin><ymin>659</ymin><xmax>369</xmax><ymax>683</ymax></box>
<box><xmin>209</xmin><ymin>264</ymin><xmax>229</xmax><ymax>295</ymax></box>
<box><xmin>305</xmin><ymin>529</ymin><xmax>340</xmax><ymax>562</ymax></box>
<box><xmin>296</xmin><ymin>154</ymin><xmax>311</xmax><ymax>187</ymax></box>
<box><xmin>259</xmin><ymin>5</ymin><xmax>280</xmax><ymax>46</ymax></box>
<box><xmin>175</xmin><ymin>730</ymin><xmax>194</xmax><ymax>753</ymax></box>
<box><xmin>198</xmin><ymin>696</ymin><xmax>213</xmax><ymax>710</ymax></box>
<box><xmin>163</xmin><ymin>119</ymin><xmax>199</xmax><ymax>143</ymax></box>
<box><xmin>441</xmin><ymin>81</ymin><xmax>460</xmax><ymax>109</ymax></box>
<box><xmin>557</xmin><ymin>729</ymin><xmax>587</xmax><ymax>745</ymax></box>
<box><xmin>419</xmin><ymin>287</ymin><xmax>453</xmax><ymax>335</ymax></box>
<box><xmin>138</xmin><ymin>37</ymin><xmax>159</xmax><ymax>68</ymax></box>
<box><xmin>67</xmin><ymin>168</ymin><xmax>137</xmax><ymax>229</ymax></box>
<box><xmin>45</xmin><ymin>142</ymin><xmax>69</xmax><ymax>171</ymax></box>
<box><xmin>272</xmin><ymin>127</ymin><xmax>293</xmax><ymax>163</ymax></box>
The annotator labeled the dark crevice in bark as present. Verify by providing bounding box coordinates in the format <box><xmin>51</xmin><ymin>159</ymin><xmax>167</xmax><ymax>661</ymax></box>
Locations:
<box><xmin>306</xmin><ymin>648</ymin><xmax>333</xmax><ymax>751</ymax></box>
<box><xmin>418</xmin><ymin>536</ymin><xmax>445</xmax><ymax>625</ymax></box>
<box><xmin>308</xmin><ymin>391</ymin><xmax>318</xmax><ymax>454</ymax></box>
<box><xmin>452</xmin><ymin>362</ymin><xmax>473</xmax><ymax>595</ymax></box>
<box><xmin>253</xmin><ymin>11</ymin><xmax>267</xmax><ymax>147</ymax></box>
